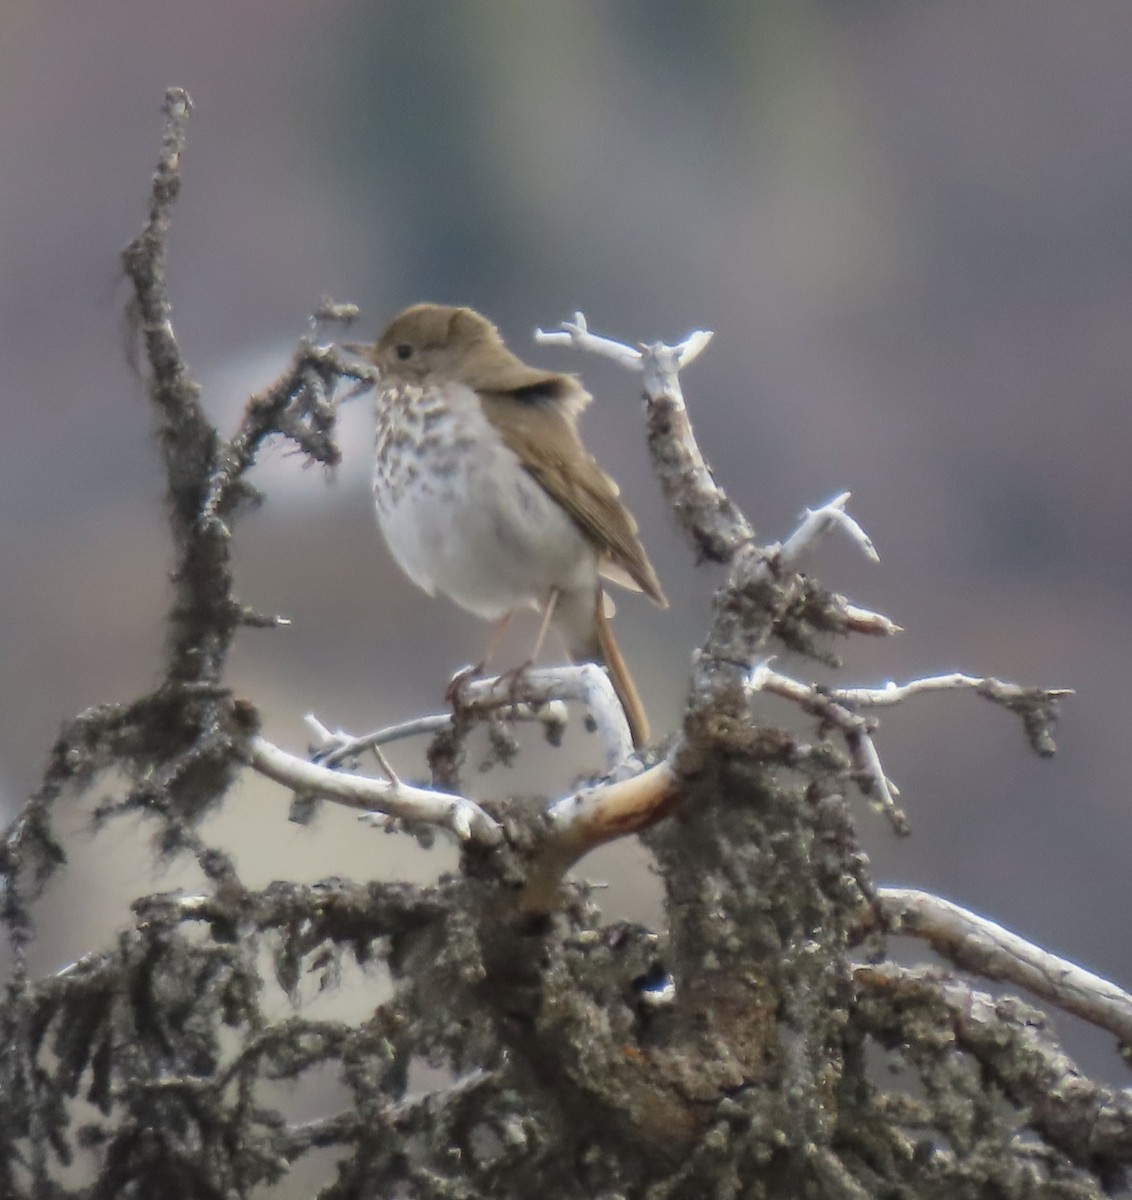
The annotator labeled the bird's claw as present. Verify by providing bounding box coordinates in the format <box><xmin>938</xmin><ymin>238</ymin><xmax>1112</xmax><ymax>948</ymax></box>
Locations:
<box><xmin>445</xmin><ymin>662</ymin><xmax>484</xmax><ymax>709</ymax></box>
<box><xmin>498</xmin><ymin>660</ymin><xmax>534</xmax><ymax>708</ymax></box>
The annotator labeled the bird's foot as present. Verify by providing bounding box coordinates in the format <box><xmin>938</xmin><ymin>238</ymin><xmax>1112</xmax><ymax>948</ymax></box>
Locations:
<box><xmin>497</xmin><ymin>660</ymin><xmax>535</xmax><ymax>708</ymax></box>
<box><xmin>445</xmin><ymin>661</ymin><xmax>485</xmax><ymax>709</ymax></box>
<box><xmin>446</xmin><ymin>660</ymin><xmax>539</xmax><ymax>720</ymax></box>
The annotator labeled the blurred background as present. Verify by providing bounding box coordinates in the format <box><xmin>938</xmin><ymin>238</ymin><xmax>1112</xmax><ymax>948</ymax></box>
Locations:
<box><xmin>2</xmin><ymin>0</ymin><xmax>1130</xmax><ymax>1149</ymax></box>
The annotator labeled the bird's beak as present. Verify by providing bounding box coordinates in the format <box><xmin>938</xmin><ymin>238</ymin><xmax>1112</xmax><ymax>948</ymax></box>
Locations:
<box><xmin>338</xmin><ymin>341</ymin><xmax>373</xmax><ymax>358</ymax></box>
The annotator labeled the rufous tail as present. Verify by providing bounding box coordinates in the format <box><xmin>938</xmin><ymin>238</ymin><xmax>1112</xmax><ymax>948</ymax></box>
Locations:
<box><xmin>591</xmin><ymin>590</ymin><xmax>650</xmax><ymax>750</ymax></box>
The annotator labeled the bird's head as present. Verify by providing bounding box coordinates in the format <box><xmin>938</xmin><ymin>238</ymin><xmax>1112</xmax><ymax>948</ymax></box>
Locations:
<box><xmin>357</xmin><ymin>303</ymin><xmax>502</xmax><ymax>385</ymax></box>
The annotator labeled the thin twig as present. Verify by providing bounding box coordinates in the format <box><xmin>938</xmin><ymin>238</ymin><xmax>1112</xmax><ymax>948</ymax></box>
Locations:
<box><xmin>838</xmin><ymin>601</ymin><xmax>902</xmax><ymax>637</ymax></box>
<box><xmin>748</xmin><ymin>661</ymin><xmax>908</xmax><ymax>832</ymax></box>
<box><xmin>536</xmin><ymin>310</ymin><xmax>712</xmax><ymax>372</ymax></box>
<box><xmin>201</xmin><ymin>340</ymin><xmax>377</xmax><ymax>532</ymax></box>
<box><xmin>832</xmin><ymin>672</ymin><xmax>1072</xmax><ymax>707</ymax></box>
<box><xmin>762</xmin><ymin>667</ymin><xmax>1072</xmax><ymax>759</ymax></box>
<box><xmin>776</xmin><ymin>492</ymin><xmax>878</xmax><ymax>569</ymax></box>
<box><xmin>306</xmin><ymin>714</ymin><xmax>454</xmax><ymax>767</ymax></box>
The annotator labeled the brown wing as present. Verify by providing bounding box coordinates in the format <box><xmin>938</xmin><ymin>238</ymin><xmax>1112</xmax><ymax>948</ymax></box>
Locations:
<box><xmin>479</xmin><ymin>390</ymin><xmax>667</xmax><ymax>607</ymax></box>
<box><xmin>461</xmin><ymin>340</ymin><xmax>592</xmax><ymax>420</ymax></box>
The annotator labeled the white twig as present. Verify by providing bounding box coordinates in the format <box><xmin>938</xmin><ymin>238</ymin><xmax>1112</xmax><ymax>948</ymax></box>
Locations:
<box><xmin>369</xmin><ymin>744</ymin><xmax>400</xmax><ymax>786</ymax></box>
<box><xmin>748</xmin><ymin>661</ymin><xmax>906</xmax><ymax>832</ymax></box>
<box><xmin>777</xmin><ymin>492</ymin><xmax>878</xmax><ymax>570</ymax></box>
<box><xmin>840</xmin><ymin>602</ymin><xmax>903</xmax><ymax>637</ymax></box>
<box><xmin>248</xmin><ymin>735</ymin><xmax>502</xmax><ymax>845</ymax></box>
<box><xmin>637</xmin><ymin>338</ymin><xmax>711</xmax><ymax>410</ymax></box>
<box><xmin>875</xmin><ymin>887</ymin><xmax>1132</xmax><ymax>1046</ymax></box>
<box><xmin>828</xmin><ymin>673</ymin><xmax>1074</xmax><ymax>708</ymax></box>
<box><xmin>764</xmin><ymin>668</ymin><xmax>1071</xmax><ymax>759</ymax></box>
<box><xmin>856</xmin><ymin>732</ymin><xmax>900</xmax><ymax>801</ymax></box>
<box><xmin>535</xmin><ymin>311</ymin><xmax>713</xmax><ymax>377</ymax></box>
<box><xmin>304</xmin><ymin>714</ymin><xmax>335</xmax><ymax>746</ymax></box>
<box><xmin>535</xmin><ymin>312</ymin><xmax>642</xmax><ymax>369</ymax></box>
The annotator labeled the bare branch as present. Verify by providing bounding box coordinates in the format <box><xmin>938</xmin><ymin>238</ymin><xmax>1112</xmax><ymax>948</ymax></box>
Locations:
<box><xmin>520</xmin><ymin>758</ymin><xmax>681</xmax><ymax>912</ymax></box>
<box><xmin>308</xmin><ymin>665</ymin><xmax>634</xmax><ymax>775</ymax></box>
<box><xmin>247</xmin><ymin>735</ymin><xmax>503</xmax><ymax>845</ymax></box>
<box><xmin>311</xmin><ymin>297</ymin><xmax>361</xmax><ymax>326</ymax></box>
<box><xmin>832</xmin><ymin>671</ymin><xmax>1071</xmax><ymax>706</ymax></box>
<box><xmin>856</xmin><ymin>963</ymin><xmax>1132</xmax><ymax>1169</ymax></box>
<box><xmin>534</xmin><ymin>310</ymin><xmax>650</xmax><ymax>369</ymax></box>
<box><xmin>200</xmin><ymin>339</ymin><xmax>377</xmax><ymax>534</ymax></box>
<box><xmin>793</xmin><ymin>670</ymin><xmax>1071</xmax><ymax>758</ymax></box>
<box><xmin>875</xmin><ymin>887</ymin><xmax>1132</xmax><ymax>1046</ymax></box>
<box><xmin>838</xmin><ymin>601</ymin><xmax>902</xmax><ymax>637</ymax></box>
<box><xmin>458</xmin><ymin>665</ymin><xmax>635</xmax><ymax>770</ymax></box>
<box><xmin>535</xmin><ymin>311</ymin><xmax>712</xmax><ymax>371</ymax></box>
<box><xmin>538</xmin><ymin>311</ymin><xmax>750</xmax><ymax>562</ymax></box>
<box><xmin>546</xmin><ymin>757</ymin><xmax>679</xmax><ymax>847</ymax></box>
<box><xmin>120</xmin><ymin>88</ymin><xmax>198</xmax><ymax>423</ymax></box>
<box><xmin>306</xmin><ymin>713</ymin><xmax>454</xmax><ymax>767</ymax></box>
<box><xmin>775</xmin><ymin>492</ymin><xmax>878</xmax><ymax>569</ymax></box>
<box><xmin>748</xmin><ymin>661</ymin><xmax>908</xmax><ymax>833</ymax></box>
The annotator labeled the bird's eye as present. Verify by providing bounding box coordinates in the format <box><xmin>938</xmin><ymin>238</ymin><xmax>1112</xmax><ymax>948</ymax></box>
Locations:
<box><xmin>395</xmin><ymin>344</ymin><xmax>413</xmax><ymax>361</ymax></box>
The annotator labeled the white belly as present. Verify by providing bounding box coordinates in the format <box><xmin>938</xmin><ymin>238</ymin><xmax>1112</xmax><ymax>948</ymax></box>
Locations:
<box><xmin>373</xmin><ymin>382</ymin><xmax>597</xmax><ymax>619</ymax></box>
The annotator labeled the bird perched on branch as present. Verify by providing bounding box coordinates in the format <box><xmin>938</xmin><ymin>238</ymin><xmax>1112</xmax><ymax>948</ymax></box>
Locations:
<box><xmin>353</xmin><ymin>303</ymin><xmax>667</xmax><ymax>747</ymax></box>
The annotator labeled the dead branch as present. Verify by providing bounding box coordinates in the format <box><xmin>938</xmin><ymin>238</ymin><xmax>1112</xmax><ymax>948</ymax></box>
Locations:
<box><xmin>247</xmin><ymin>735</ymin><xmax>503</xmax><ymax>844</ymax></box>
<box><xmin>856</xmin><ymin>963</ymin><xmax>1132</xmax><ymax>1176</ymax></box>
<box><xmin>4</xmin><ymin>90</ymin><xmax>1124</xmax><ymax>1200</ymax></box>
<box><xmin>874</xmin><ymin>886</ymin><xmax>1132</xmax><ymax>1047</ymax></box>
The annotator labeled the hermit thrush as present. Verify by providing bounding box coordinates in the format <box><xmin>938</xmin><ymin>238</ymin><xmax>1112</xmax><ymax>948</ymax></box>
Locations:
<box><xmin>355</xmin><ymin>303</ymin><xmax>667</xmax><ymax>748</ymax></box>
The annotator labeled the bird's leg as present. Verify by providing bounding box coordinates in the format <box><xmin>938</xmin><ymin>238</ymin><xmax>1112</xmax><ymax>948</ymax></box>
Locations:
<box><xmin>445</xmin><ymin>612</ymin><xmax>514</xmax><ymax>706</ymax></box>
<box><xmin>500</xmin><ymin>589</ymin><xmax>560</xmax><ymax>707</ymax></box>
<box><xmin>530</xmin><ymin>588</ymin><xmax>560</xmax><ymax>664</ymax></box>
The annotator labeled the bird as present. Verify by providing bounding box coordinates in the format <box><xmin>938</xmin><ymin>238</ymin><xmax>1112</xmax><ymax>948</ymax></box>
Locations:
<box><xmin>353</xmin><ymin>302</ymin><xmax>667</xmax><ymax>748</ymax></box>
